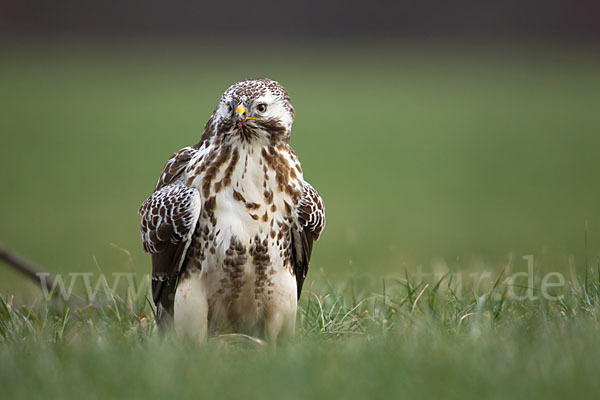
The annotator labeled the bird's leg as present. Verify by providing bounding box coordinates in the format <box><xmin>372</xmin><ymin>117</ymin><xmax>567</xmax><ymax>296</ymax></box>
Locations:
<box><xmin>174</xmin><ymin>271</ymin><xmax>208</xmax><ymax>342</ymax></box>
<box><xmin>265</xmin><ymin>301</ymin><xmax>297</xmax><ymax>345</ymax></box>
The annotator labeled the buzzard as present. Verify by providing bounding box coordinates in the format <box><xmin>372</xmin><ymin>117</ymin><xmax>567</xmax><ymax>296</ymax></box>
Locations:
<box><xmin>138</xmin><ymin>78</ymin><xmax>325</xmax><ymax>341</ymax></box>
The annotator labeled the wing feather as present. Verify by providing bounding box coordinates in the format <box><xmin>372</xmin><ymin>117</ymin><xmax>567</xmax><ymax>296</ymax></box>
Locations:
<box><xmin>155</xmin><ymin>146</ymin><xmax>197</xmax><ymax>191</ymax></box>
<box><xmin>291</xmin><ymin>182</ymin><xmax>325</xmax><ymax>298</ymax></box>
<box><xmin>138</xmin><ymin>147</ymin><xmax>201</xmax><ymax>321</ymax></box>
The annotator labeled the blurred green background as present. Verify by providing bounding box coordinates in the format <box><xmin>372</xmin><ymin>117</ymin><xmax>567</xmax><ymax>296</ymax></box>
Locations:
<box><xmin>1</xmin><ymin>41</ymin><xmax>600</xmax><ymax>296</ymax></box>
<box><xmin>2</xmin><ymin>4</ymin><xmax>600</xmax><ymax>399</ymax></box>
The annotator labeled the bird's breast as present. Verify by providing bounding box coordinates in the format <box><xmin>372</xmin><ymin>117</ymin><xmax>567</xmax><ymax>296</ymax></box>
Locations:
<box><xmin>187</xmin><ymin>142</ymin><xmax>303</xmax><ymax>245</ymax></box>
<box><xmin>182</xmin><ymin>142</ymin><xmax>302</xmax><ymax>331</ymax></box>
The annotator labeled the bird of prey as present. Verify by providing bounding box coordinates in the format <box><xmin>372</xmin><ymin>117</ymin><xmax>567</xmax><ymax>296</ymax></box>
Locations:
<box><xmin>138</xmin><ymin>78</ymin><xmax>325</xmax><ymax>341</ymax></box>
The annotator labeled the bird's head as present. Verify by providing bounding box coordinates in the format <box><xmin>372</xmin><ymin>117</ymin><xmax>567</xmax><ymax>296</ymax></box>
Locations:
<box><xmin>204</xmin><ymin>78</ymin><xmax>295</xmax><ymax>144</ymax></box>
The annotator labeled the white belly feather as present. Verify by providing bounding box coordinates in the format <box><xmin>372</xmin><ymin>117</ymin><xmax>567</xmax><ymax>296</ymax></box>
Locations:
<box><xmin>174</xmin><ymin>142</ymin><xmax>302</xmax><ymax>338</ymax></box>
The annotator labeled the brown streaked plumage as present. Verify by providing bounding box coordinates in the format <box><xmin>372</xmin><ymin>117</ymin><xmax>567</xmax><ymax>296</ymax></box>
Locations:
<box><xmin>138</xmin><ymin>78</ymin><xmax>325</xmax><ymax>341</ymax></box>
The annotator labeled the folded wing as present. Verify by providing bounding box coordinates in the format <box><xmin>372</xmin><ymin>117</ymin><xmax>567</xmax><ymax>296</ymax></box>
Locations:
<box><xmin>291</xmin><ymin>182</ymin><xmax>325</xmax><ymax>299</ymax></box>
<box><xmin>138</xmin><ymin>147</ymin><xmax>201</xmax><ymax>320</ymax></box>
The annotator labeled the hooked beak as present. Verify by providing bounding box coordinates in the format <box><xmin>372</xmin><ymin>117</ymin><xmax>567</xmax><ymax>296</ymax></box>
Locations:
<box><xmin>235</xmin><ymin>105</ymin><xmax>247</xmax><ymax>127</ymax></box>
<box><xmin>233</xmin><ymin>105</ymin><xmax>260</xmax><ymax>129</ymax></box>
<box><xmin>235</xmin><ymin>106</ymin><xmax>247</xmax><ymax>121</ymax></box>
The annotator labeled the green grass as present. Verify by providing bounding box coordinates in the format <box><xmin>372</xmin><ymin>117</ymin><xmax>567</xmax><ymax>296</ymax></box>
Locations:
<box><xmin>1</xmin><ymin>41</ymin><xmax>600</xmax><ymax>398</ymax></box>
<box><xmin>2</xmin><ymin>268</ymin><xmax>600</xmax><ymax>399</ymax></box>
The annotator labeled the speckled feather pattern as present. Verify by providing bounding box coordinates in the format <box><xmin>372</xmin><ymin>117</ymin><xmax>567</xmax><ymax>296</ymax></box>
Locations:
<box><xmin>138</xmin><ymin>78</ymin><xmax>324</xmax><ymax>340</ymax></box>
<box><xmin>138</xmin><ymin>182</ymin><xmax>201</xmax><ymax>254</ymax></box>
<box><xmin>296</xmin><ymin>183</ymin><xmax>326</xmax><ymax>239</ymax></box>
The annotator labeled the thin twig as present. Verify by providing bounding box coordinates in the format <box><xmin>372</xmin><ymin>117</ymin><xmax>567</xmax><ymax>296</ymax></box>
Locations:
<box><xmin>0</xmin><ymin>241</ymin><xmax>56</xmax><ymax>294</ymax></box>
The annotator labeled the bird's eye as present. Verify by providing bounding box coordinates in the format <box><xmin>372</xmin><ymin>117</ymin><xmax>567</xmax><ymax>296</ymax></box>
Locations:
<box><xmin>256</xmin><ymin>104</ymin><xmax>267</xmax><ymax>113</ymax></box>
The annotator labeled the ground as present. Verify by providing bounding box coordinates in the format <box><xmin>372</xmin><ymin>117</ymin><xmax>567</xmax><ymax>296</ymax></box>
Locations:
<box><xmin>1</xmin><ymin>41</ymin><xmax>600</xmax><ymax>399</ymax></box>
